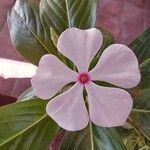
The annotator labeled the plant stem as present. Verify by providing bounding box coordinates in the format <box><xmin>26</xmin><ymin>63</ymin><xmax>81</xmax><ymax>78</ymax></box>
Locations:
<box><xmin>127</xmin><ymin>117</ymin><xmax>142</xmax><ymax>137</ymax></box>
<box><xmin>86</xmin><ymin>94</ymin><xmax>94</xmax><ymax>150</ymax></box>
<box><xmin>89</xmin><ymin>120</ymin><xmax>94</xmax><ymax>150</ymax></box>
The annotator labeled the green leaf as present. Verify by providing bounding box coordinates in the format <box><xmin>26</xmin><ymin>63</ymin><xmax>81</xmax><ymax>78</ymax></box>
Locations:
<box><xmin>40</xmin><ymin>0</ymin><xmax>99</xmax><ymax>35</ymax></box>
<box><xmin>117</xmin><ymin>128</ymin><xmax>149</xmax><ymax>150</ymax></box>
<box><xmin>139</xmin><ymin>58</ymin><xmax>150</xmax><ymax>89</ymax></box>
<box><xmin>131</xmin><ymin>88</ymin><xmax>150</xmax><ymax>140</ymax></box>
<box><xmin>60</xmin><ymin>124</ymin><xmax>126</xmax><ymax>150</ymax></box>
<box><xmin>117</xmin><ymin>128</ymin><xmax>137</xmax><ymax>150</ymax></box>
<box><xmin>129</xmin><ymin>27</ymin><xmax>150</xmax><ymax>64</ymax></box>
<box><xmin>7</xmin><ymin>0</ymin><xmax>57</xmax><ymax>65</ymax></box>
<box><xmin>0</xmin><ymin>99</ymin><xmax>60</xmax><ymax>150</ymax></box>
<box><xmin>129</xmin><ymin>28</ymin><xmax>150</xmax><ymax>141</ymax></box>
<box><xmin>129</xmin><ymin>27</ymin><xmax>150</xmax><ymax>89</ymax></box>
<box><xmin>17</xmin><ymin>87</ymin><xmax>36</xmax><ymax>102</ymax></box>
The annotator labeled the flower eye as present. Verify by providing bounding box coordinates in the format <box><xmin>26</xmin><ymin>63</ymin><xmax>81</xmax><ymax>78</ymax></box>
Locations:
<box><xmin>78</xmin><ymin>73</ymin><xmax>90</xmax><ymax>84</ymax></box>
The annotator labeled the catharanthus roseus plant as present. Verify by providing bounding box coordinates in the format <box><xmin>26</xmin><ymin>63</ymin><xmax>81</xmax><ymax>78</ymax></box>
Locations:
<box><xmin>0</xmin><ymin>0</ymin><xmax>150</xmax><ymax>149</ymax></box>
<box><xmin>31</xmin><ymin>28</ymin><xmax>141</xmax><ymax>131</ymax></box>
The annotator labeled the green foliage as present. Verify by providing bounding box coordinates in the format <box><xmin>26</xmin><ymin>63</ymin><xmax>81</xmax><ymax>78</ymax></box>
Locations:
<box><xmin>60</xmin><ymin>124</ymin><xmax>126</xmax><ymax>150</ymax></box>
<box><xmin>0</xmin><ymin>99</ymin><xmax>60</xmax><ymax>150</ymax></box>
<box><xmin>129</xmin><ymin>28</ymin><xmax>150</xmax><ymax>149</ymax></box>
<box><xmin>139</xmin><ymin>58</ymin><xmax>150</xmax><ymax>89</ymax></box>
<box><xmin>40</xmin><ymin>0</ymin><xmax>98</xmax><ymax>35</ymax></box>
<box><xmin>131</xmin><ymin>88</ymin><xmax>150</xmax><ymax>139</ymax></box>
<box><xmin>129</xmin><ymin>27</ymin><xmax>150</xmax><ymax>141</ymax></box>
<box><xmin>117</xmin><ymin>128</ymin><xmax>150</xmax><ymax>150</ymax></box>
<box><xmin>129</xmin><ymin>27</ymin><xmax>150</xmax><ymax>89</ymax></box>
<box><xmin>7</xmin><ymin>0</ymin><xmax>57</xmax><ymax>65</ymax></box>
<box><xmin>129</xmin><ymin>28</ymin><xmax>150</xmax><ymax>64</ymax></box>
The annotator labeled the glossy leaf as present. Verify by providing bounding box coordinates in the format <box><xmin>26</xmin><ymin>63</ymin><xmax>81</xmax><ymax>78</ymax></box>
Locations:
<box><xmin>128</xmin><ymin>27</ymin><xmax>150</xmax><ymax>141</ymax></box>
<box><xmin>60</xmin><ymin>124</ymin><xmax>126</xmax><ymax>150</ymax></box>
<box><xmin>0</xmin><ymin>99</ymin><xmax>60</xmax><ymax>149</ymax></box>
<box><xmin>139</xmin><ymin>58</ymin><xmax>150</xmax><ymax>89</ymax></box>
<box><xmin>131</xmin><ymin>88</ymin><xmax>150</xmax><ymax>139</ymax></box>
<box><xmin>40</xmin><ymin>0</ymin><xmax>99</xmax><ymax>35</ymax></box>
<box><xmin>129</xmin><ymin>27</ymin><xmax>150</xmax><ymax>64</ymax></box>
<box><xmin>7</xmin><ymin>0</ymin><xmax>57</xmax><ymax>65</ymax></box>
<box><xmin>129</xmin><ymin>27</ymin><xmax>150</xmax><ymax>89</ymax></box>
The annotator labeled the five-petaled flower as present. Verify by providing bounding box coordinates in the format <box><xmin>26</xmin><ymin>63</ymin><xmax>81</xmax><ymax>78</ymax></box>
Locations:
<box><xmin>31</xmin><ymin>28</ymin><xmax>141</xmax><ymax>131</ymax></box>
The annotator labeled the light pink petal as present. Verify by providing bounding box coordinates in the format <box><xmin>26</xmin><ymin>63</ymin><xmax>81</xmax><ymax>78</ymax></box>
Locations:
<box><xmin>46</xmin><ymin>83</ymin><xmax>89</xmax><ymax>131</ymax></box>
<box><xmin>31</xmin><ymin>55</ymin><xmax>78</xmax><ymax>99</ymax></box>
<box><xmin>89</xmin><ymin>44</ymin><xmax>141</xmax><ymax>89</ymax></box>
<box><xmin>85</xmin><ymin>82</ymin><xmax>133</xmax><ymax>127</ymax></box>
<box><xmin>57</xmin><ymin>28</ymin><xmax>103</xmax><ymax>72</ymax></box>
<box><xmin>0</xmin><ymin>58</ymin><xmax>37</xmax><ymax>79</ymax></box>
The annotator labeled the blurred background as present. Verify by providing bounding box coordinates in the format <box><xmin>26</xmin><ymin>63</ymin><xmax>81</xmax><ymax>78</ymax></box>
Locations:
<box><xmin>0</xmin><ymin>0</ymin><xmax>150</xmax><ymax>105</ymax></box>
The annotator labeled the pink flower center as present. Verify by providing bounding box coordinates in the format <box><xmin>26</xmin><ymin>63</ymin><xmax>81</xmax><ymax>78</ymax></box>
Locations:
<box><xmin>78</xmin><ymin>73</ymin><xmax>90</xmax><ymax>84</ymax></box>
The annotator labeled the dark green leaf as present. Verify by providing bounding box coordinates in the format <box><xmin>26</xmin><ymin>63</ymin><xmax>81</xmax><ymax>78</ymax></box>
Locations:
<box><xmin>117</xmin><ymin>128</ymin><xmax>150</xmax><ymax>150</ymax></box>
<box><xmin>131</xmin><ymin>88</ymin><xmax>150</xmax><ymax>140</ymax></box>
<box><xmin>129</xmin><ymin>28</ymin><xmax>150</xmax><ymax>141</ymax></box>
<box><xmin>60</xmin><ymin>124</ymin><xmax>126</xmax><ymax>150</ymax></box>
<box><xmin>139</xmin><ymin>58</ymin><xmax>150</xmax><ymax>89</ymax></box>
<box><xmin>129</xmin><ymin>27</ymin><xmax>150</xmax><ymax>89</ymax></box>
<box><xmin>129</xmin><ymin>27</ymin><xmax>150</xmax><ymax>64</ymax></box>
<box><xmin>0</xmin><ymin>99</ymin><xmax>60</xmax><ymax>150</ymax></box>
<box><xmin>117</xmin><ymin>128</ymin><xmax>137</xmax><ymax>150</ymax></box>
<box><xmin>7</xmin><ymin>0</ymin><xmax>57</xmax><ymax>65</ymax></box>
<box><xmin>40</xmin><ymin>0</ymin><xmax>99</xmax><ymax>35</ymax></box>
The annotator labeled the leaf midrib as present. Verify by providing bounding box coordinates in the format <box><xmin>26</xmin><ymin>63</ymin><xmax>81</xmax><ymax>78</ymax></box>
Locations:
<box><xmin>65</xmin><ymin>0</ymin><xmax>71</xmax><ymax>28</ymax></box>
<box><xmin>132</xmin><ymin>108</ymin><xmax>150</xmax><ymax>113</ymax></box>
<box><xmin>0</xmin><ymin>113</ymin><xmax>47</xmax><ymax>147</ymax></box>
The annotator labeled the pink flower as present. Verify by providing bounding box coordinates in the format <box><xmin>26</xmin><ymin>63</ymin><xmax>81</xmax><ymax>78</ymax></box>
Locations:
<box><xmin>31</xmin><ymin>28</ymin><xmax>141</xmax><ymax>131</ymax></box>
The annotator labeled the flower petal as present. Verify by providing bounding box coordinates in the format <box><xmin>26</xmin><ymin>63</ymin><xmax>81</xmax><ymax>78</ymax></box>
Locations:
<box><xmin>31</xmin><ymin>55</ymin><xmax>78</xmax><ymax>99</ymax></box>
<box><xmin>46</xmin><ymin>83</ymin><xmax>89</xmax><ymax>131</ymax></box>
<box><xmin>85</xmin><ymin>82</ymin><xmax>133</xmax><ymax>127</ymax></box>
<box><xmin>89</xmin><ymin>44</ymin><xmax>141</xmax><ymax>89</ymax></box>
<box><xmin>0</xmin><ymin>58</ymin><xmax>37</xmax><ymax>79</ymax></box>
<box><xmin>57</xmin><ymin>28</ymin><xmax>103</xmax><ymax>72</ymax></box>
